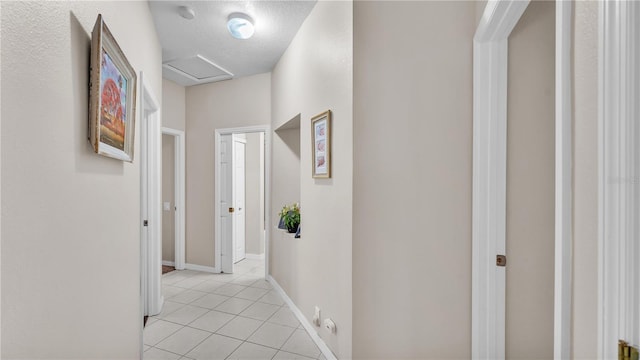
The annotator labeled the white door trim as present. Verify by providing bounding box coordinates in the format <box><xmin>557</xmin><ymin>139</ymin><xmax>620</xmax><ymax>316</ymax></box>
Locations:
<box><xmin>554</xmin><ymin>1</ymin><xmax>573</xmax><ymax>358</ymax></box>
<box><xmin>214</xmin><ymin>125</ymin><xmax>271</xmax><ymax>276</ymax></box>
<box><xmin>598</xmin><ymin>0</ymin><xmax>640</xmax><ymax>357</ymax></box>
<box><xmin>162</xmin><ymin>127</ymin><xmax>186</xmax><ymax>270</ymax></box>
<box><xmin>472</xmin><ymin>1</ymin><xmax>529</xmax><ymax>358</ymax></box>
<box><xmin>139</xmin><ymin>71</ymin><xmax>163</xmax><ymax>321</ymax></box>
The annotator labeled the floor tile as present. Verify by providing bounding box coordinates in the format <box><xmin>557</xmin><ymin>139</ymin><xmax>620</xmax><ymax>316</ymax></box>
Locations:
<box><xmin>178</xmin><ymin>270</ymin><xmax>201</xmax><ymax>277</ymax></box>
<box><xmin>144</xmin><ymin>344</ymin><xmax>151</xmax><ymax>351</ymax></box>
<box><xmin>281</xmin><ymin>329</ymin><xmax>321</xmax><ymax>359</ymax></box>
<box><xmin>215</xmin><ymin>297</ymin><xmax>254</xmax><ymax>315</ymax></box>
<box><xmin>212</xmin><ymin>273</ymin><xmax>242</xmax><ymax>282</ymax></box>
<box><xmin>249</xmin><ymin>279</ymin><xmax>272</xmax><ymax>290</ymax></box>
<box><xmin>162</xmin><ymin>305</ymin><xmax>209</xmax><ymax>325</ymax></box>
<box><xmin>143</xmin><ymin>320</ymin><xmax>183</xmax><ymax>346</ymax></box>
<box><xmin>234</xmin><ymin>287</ymin><xmax>269</xmax><ymax>301</ymax></box>
<box><xmin>258</xmin><ymin>290</ymin><xmax>285</xmax><ymax>306</ymax></box>
<box><xmin>173</xmin><ymin>277</ymin><xmax>207</xmax><ymax>289</ymax></box>
<box><xmin>185</xmin><ymin>333</ymin><xmax>242</xmax><ymax>360</ymax></box>
<box><xmin>213</xmin><ymin>283</ymin><xmax>247</xmax><ymax>297</ymax></box>
<box><xmin>155</xmin><ymin>327</ymin><xmax>211</xmax><ymax>356</ymax></box>
<box><xmin>273</xmin><ymin>350</ymin><xmax>317</xmax><ymax>360</ymax></box>
<box><xmin>143</xmin><ymin>347</ymin><xmax>181</xmax><ymax>360</ymax></box>
<box><xmin>191</xmin><ymin>280</ymin><xmax>226</xmax><ymax>293</ymax></box>
<box><xmin>162</xmin><ymin>273</ymin><xmax>190</xmax><ymax>284</ymax></box>
<box><xmin>163</xmin><ymin>285</ymin><xmax>187</xmax><ymax>298</ymax></box>
<box><xmin>216</xmin><ymin>316</ymin><xmax>263</xmax><ymax>340</ymax></box>
<box><xmin>169</xmin><ymin>289</ymin><xmax>208</xmax><ymax>304</ymax></box>
<box><xmin>190</xmin><ymin>293</ymin><xmax>230</xmax><ymax>309</ymax></box>
<box><xmin>147</xmin><ymin>317</ymin><xmax>159</xmax><ymax>326</ymax></box>
<box><xmin>188</xmin><ymin>310</ymin><xmax>235</xmax><ymax>333</ymax></box>
<box><xmin>247</xmin><ymin>322</ymin><xmax>296</xmax><ymax>349</ymax></box>
<box><xmin>317</xmin><ymin>353</ymin><xmax>327</xmax><ymax>360</ymax></box>
<box><xmin>267</xmin><ymin>307</ymin><xmax>300</xmax><ymax>328</ymax></box>
<box><xmin>240</xmin><ymin>301</ymin><xmax>280</xmax><ymax>321</ymax></box>
<box><xmin>226</xmin><ymin>341</ymin><xmax>278</xmax><ymax>360</ymax></box>
<box><xmin>156</xmin><ymin>301</ymin><xmax>185</xmax><ymax>319</ymax></box>
<box><xmin>231</xmin><ymin>274</ymin><xmax>263</xmax><ymax>286</ymax></box>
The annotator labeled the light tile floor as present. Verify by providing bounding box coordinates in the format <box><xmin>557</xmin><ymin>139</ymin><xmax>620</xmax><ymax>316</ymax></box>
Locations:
<box><xmin>144</xmin><ymin>259</ymin><xmax>325</xmax><ymax>360</ymax></box>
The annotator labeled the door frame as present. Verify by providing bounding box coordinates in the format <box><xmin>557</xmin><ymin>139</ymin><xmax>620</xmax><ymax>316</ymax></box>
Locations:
<box><xmin>161</xmin><ymin>127</ymin><xmax>186</xmax><ymax>270</ymax></box>
<box><xmin>471</xmin><ymin>1</ymin><xmax>574</xmax><ymax>358</ymax></box>
<box><xmin>214</xmin><ymin>125</ymin><xmax>271</xmax><ymax>275</ymax></box>
<box><xmin>139</xmin><ymin>71</ymin><xmax>163</xmax><ymax>322</ymax></box>
<box><xmin>232</xmin><ymin>134</ymin><xmax>247</xmax><ymax>264</ymax></box>
<box><xmin>598</xmin><ymin>0</ymin><xmax>640</xmax><ymax>356</ymax></box>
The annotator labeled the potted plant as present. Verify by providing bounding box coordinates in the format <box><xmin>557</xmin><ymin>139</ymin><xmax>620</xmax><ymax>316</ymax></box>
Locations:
<box><xmin>279</xmin><ymin>203</ymin><xmax>300</xmax><ymax>233</ymax></box>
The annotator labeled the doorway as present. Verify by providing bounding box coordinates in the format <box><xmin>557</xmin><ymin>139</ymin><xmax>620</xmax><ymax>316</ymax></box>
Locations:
<box><xmin>161</xmin><ymin>128</ymin><xmax>186</xmax><ymax>271</ymax></box>
<box><xmin>139</xmin><ymin>72</ymin><xmax>162</xmax><ymax>325</ymax></box>
<box><xmin>215</xmin><ymin>126</ymin><xmax>270</xmax><ymax>276</ymax></box>
<box><xmin>472</xmin><ymin>1</ymin><xmax>572</xmax><ymax>358</ymax></box>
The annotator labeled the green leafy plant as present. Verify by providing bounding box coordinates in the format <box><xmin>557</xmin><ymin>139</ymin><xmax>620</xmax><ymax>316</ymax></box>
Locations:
<box><xmin>280</xmin><ymin>203</ymin><xmax>300</xmax><ymax>232</ymax></box>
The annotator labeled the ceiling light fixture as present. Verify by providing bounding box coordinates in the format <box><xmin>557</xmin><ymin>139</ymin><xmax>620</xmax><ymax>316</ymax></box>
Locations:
<box><xmin>227</xmin><ymin>13</ymin><xmax>255</xmax><ymax>40</ymax></box>
<box><xmin>178</xmin><ymin>6</ymin><xmax>195</xmax><ymax>20</ymax></box>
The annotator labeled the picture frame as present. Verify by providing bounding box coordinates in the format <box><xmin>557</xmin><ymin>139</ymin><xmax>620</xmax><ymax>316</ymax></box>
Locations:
<box><xmin>311</xmin><ymin>110</ymin><xmax>331</xmax><ymax>178</ymax></box>
<box><xmin>89</xmin><ymin>14</ymin><xmax>137</xmax><ymax>162</ymax></box>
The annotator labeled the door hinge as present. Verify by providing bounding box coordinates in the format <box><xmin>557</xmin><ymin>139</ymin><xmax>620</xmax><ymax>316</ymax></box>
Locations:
<box><xmin>619</xmin><ymin>340</ymin><xmax>639</xmax><ymax>360</ymax></box>
<box><xmin>143</xmin><ymin>220</ymin><xmax>148</xmax><ymax>227</ymax></box>
<box><xmin>496</xmin><ymin>255</ymin><xmax>507</xmax><ymax>267</ymax></box>
<box><xmin>229</xmin><ymin>207</ymin><xmax>235</xmax><ymax>213</ymax></box>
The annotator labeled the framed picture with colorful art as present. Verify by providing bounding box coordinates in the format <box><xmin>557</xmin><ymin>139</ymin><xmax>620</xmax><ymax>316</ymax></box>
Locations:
<box><xmin>311</xmin><ymin>110</ymin><xmax>331</xmax><ymax>178</ymax></box>
<box><xmin>89</xmin><ymin>14</ymin><xmax>137</xmax><ymax>162</ymax></box>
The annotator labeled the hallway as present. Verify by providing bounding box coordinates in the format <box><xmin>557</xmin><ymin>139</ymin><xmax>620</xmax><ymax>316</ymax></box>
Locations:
<box><xmin>143</xmin><ymin>259</ymin><xmax>324</xmax><ymax>360</ymax></box>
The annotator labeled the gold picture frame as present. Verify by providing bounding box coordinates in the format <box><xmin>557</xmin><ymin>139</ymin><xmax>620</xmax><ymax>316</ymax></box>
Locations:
<box><xmin>89</xmin><ymin>14</ymin><xmax>137</xmax><ymax>162</ymax></box>
<box><xmin>311</xmin><ymin>110</ymin><xmax>331</xmax><ymax>178</ymax></box>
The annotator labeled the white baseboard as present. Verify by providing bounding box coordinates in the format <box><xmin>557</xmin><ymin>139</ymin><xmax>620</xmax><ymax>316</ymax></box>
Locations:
<box><xmin>162</xmin><ymin>260</ymin><xmax>175</xmax><ymax>267</ymax></box>
<box><xmin>184</xmin><ymin>263</ymin><xmax>220</xmax><ymax>274</ymax></box>
<box><xmin>267</xmin><ymin>275</ymin><xmax>337</xmax><ymax>360</ymax></box>
<box><xmin>245</xmin><ymin>253</ymin><xmax>265</xmax><ymax>260</ymax></box>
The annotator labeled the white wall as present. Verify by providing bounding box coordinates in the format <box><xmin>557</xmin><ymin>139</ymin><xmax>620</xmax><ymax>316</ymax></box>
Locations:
<box><xmin>505</xmin><ymin>1</ymin><xmax>555</xmax><ymax>356</ymax></box>
<box><xmin>185</xmin><ymin>73</ymin><xmax>270</xmax><ymax>267</ymax></box>
<box><xmin>162</xmin><ymin>134</ymin><xmax>175</xmax><ymax>262</ymax></box>
<box><xmin>572</xmin><ymin>1</ymin><xmax>599</xmax><ymax>357</ymax></box>
<box><xmin>270</xmin><ymin>1</ymin><xmax>353</xmax><ymax>357</ymax></box>
<box><xmin>1</xmin><ymin>1</ymin><xmax>162</xmax><ymax>358</ymax></box>
<box><xmin>162</xmin><ymin>79</ymin><xmax>185</xmax><ymax>131</ymax></box>
<box><xmin>353</xmin><ymin>2</ymin><xmax>475</xmax><ymax>357</ymax></box>
<box><xmin>245</xmin><ymin>132</ymin><xmax>264</xmax><ymax>255</ymax></box>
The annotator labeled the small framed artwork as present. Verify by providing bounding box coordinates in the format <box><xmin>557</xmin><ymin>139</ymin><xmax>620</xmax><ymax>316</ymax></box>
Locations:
<box><xmin>311</xmin><ymin>110</ymin><xmax>331</xmax><ymax>178</ymax></box>
<box><xmin>89</xmin><ymin>14</ymin><xmax>137</xmax><ymax>162</ymax></box>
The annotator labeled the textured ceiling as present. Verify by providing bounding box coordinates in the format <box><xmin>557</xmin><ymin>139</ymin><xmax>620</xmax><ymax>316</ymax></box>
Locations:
<box><xmin>149</xmin><ymin>1</ymin><xmax>317</xmax><ymax>86</ymax></box>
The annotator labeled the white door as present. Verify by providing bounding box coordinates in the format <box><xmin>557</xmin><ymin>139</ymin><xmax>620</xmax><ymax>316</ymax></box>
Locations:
<box><xmin>233</xmin><ymin>136</ymin><xmax>247</xmax><ymax>264</ymax></box>
<box><xmin>220</xmin><ymin>134</ymin><xmax>234</xmax><ymax>273</ymax></box>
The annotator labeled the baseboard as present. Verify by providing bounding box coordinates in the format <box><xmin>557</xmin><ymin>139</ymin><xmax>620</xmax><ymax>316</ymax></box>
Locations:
<box><xmin>267</xmin><ymin>275</ymin><xmax>337</xmax><ymax>360</ymax></box>
<box><xmin>184</xmin><ymin>263</ymin><xmax>220</xmax><ymax>274</ymax></box>
<box><xmin>162</xmin><ymin>260</ymin><xmax>175</xmax><ymax>267</ymax></box>
<box><xmin>245</xmin><ymin>253</ymin><xmax>265</xmax><ymax>260</ymax></box>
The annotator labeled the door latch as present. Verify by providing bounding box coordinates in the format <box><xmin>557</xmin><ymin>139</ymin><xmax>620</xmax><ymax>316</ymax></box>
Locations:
<box><xmin>143</xmin><ymin>220</ymin><xmax>148</xmax><ymax>227</ymax></box>
<box><xmin>229</xmin><ymin>207</ymin><xmax>235</xmax><ymax>213</ymax></box>
<box><xmin>496</xmin><ymin>255</ymin><xmax>507</xmax><ymax>267</ymax></box>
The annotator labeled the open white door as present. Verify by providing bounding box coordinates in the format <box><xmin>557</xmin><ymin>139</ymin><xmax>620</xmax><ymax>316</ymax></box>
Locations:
<box><xmin>600</xmin><ymin>0</ymin><xmax>640</xmax><ymax>356</ymax></box>
<box><xmin>220</xmin><ymin>134</ymin><xmax>234</xmax><ymax>273</ymax></box>
<box><xmin>140</xmin><ymin>71</ymin><xmax>162</xmax><ymax>318</ymax></box>
<box><xmin>233</xmin><ymin>135</ymin><xmax>247</xmax><ymax>264</ymax></box>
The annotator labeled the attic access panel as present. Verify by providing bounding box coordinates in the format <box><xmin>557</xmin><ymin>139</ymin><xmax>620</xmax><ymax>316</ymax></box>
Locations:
<box><xmin>163</xmin><ymin>55</ymin><xmax>233</xmax><ymax>83</ymax></box>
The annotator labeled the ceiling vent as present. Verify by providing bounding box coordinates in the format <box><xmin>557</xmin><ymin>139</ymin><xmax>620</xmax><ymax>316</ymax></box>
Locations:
<box><xmin>163</xmin><ymin>55</ymin><xmax>233</xmax><ymax>85</ymax></box>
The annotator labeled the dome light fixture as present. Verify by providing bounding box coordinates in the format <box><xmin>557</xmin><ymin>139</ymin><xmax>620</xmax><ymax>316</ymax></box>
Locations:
<box><xmin>178</xmin><ymin>6</ymin><xmax>195</xmax><ymax>20</ymax></box>
<box><xmin>227</xmin><ymin>13</ymin><xmax>255</xmax><ymax>40</ymax></box>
